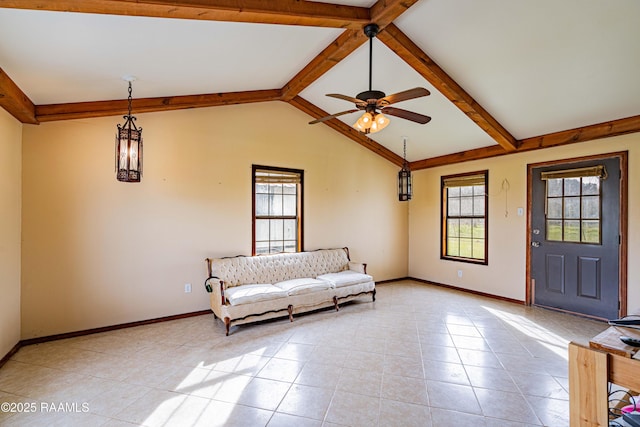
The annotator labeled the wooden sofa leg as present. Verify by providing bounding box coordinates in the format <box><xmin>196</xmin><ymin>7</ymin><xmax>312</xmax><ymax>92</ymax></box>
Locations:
<box><xmin>288</xmin><ymin>305</ymin><xmax>294</xmax><ymax>322</ymax></box>
<box><xmin>224</xmin><ymin>317</ymin><xmax>231</xmax><ymax>336</ymax></box>
<box><xmin>372</xmin><ymin>288</ymin><xmax>376</xmax><ymax>302</ymax></box>
<box><xmin>333</xmin><ymin>296</ymin><xmax>340</xmax><ymax>311</ymax></box>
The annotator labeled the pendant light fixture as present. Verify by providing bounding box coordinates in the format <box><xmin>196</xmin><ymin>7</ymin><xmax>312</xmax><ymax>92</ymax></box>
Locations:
<box><xmin>115</xmin><ymin>76</ymin><xmax>143</xmax><ymax>183</ymax></box>
<box><xmin>398</xmin><ymin>136</ymin><xmax>412</xmax><ymax>201</ymax></box>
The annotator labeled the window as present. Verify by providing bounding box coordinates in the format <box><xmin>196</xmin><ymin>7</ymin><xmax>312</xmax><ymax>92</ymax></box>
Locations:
<box><xmin>441</xmin><ymin>171</ymin><xmax>488</xmax><ymax>264</ymax></box>
<box><xmin>541</xmin><ymin>165</ymin><xmax>605</xmax><ymax>244</ymax></box>
<box><xmin>252</xmin><ymin>165</ymin><xmax>303</xmax><ymax>255</ymax></box>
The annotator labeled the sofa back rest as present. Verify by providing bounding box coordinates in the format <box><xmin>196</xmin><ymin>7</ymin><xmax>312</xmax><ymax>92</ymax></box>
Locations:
<box><xmin>210</xmin><ymin>248</ymin><xmax>350</xmax><ymax>288</ymax></box>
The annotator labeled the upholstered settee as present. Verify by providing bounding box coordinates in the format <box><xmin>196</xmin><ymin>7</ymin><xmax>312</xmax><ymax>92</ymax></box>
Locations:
<box><xmin>204</xmin><ymin>248</ymin><xmax>376</xmax><ymax>335</ymax></box>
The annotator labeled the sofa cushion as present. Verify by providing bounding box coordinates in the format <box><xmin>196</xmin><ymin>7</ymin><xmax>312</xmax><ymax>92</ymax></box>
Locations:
<box><xmin>316</xmin><ymin>271</ymin><xmax>374</xmax><ymax>288</ymax></box>
<box><xmin>225</xmin><ymin>284</ymin><xmax>289</xmax><ymax>306</ymax></box>
<box><xmin>273</xmin><ymin>278</ymin><xmax>334</xmax><ymax>296</ymax></box>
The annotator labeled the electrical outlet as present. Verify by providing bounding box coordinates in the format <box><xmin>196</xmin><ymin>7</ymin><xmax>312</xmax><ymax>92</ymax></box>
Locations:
<box><xmin>457</xmin><ymin>270</ymin><xmax>463</xmax><ymax>278</ymax></box>
<box><xmin>184</xmin><ymin>283</ymin><xmax>192</xmax><ymax>293</ymax></box>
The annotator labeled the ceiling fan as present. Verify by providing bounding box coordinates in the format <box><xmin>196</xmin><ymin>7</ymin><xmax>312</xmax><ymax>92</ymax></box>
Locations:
<box><xmin>309</xmin><ymin>23</ymin><xmax>432</xmax><ymax>134</ymax></box>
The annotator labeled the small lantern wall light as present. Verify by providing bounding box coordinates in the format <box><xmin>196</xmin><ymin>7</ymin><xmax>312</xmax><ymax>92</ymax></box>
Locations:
<box><xmin>116</xmin><ymin>76</ymin><xmax>143</xmax><ymax>183</ymax></box>
<box><xmin>398</xmin><ymin>136</ymin><xmax>412</xmax><ymax>201</ymax></box>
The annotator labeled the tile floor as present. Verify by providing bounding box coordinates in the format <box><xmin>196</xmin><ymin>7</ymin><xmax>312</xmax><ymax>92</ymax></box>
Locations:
<box><xmin>0</xmin><ymin>280</ymin><xmax>608</xmax><ymax>426</ymax></box>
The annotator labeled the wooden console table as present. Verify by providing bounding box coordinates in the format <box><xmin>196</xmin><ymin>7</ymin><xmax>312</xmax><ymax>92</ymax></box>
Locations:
<box><xmin>569</xmin><ymin>326</ymin><xmax>640</xmax><ymax>426</ymax></box>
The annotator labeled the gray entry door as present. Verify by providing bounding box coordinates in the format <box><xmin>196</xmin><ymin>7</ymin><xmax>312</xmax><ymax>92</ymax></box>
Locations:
<box><xmin>530</xmin><ymin>156</ymin><xmax>620</xmax><ymax>320</ymax></box>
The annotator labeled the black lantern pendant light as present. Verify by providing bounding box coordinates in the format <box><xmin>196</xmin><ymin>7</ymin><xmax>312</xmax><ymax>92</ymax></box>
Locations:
<box><xmin>116</xmin><ymin>77</ymin><xmax>143</xmax><ymax>182</ymax></box>
<box><xmin>398</xmin><ymin>136</ymin><xmax>412</xmax><ymax>201</ymax></box>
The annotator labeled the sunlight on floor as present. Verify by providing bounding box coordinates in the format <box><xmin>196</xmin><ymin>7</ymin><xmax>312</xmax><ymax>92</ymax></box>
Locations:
<box><xmin>483</xmin><ymin>306</ymin><xmax>570</xmax><ymax>360</ymax></box>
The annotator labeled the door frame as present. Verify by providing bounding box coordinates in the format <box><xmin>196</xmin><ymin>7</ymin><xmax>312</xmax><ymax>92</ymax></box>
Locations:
<box><xmin>525</xmin><ymin>151</ymin><xmax>628</xmax><ymax>319</ymax></box>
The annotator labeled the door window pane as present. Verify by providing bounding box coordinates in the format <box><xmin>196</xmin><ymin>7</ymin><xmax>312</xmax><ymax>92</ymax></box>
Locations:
<box><xmin>544</xmin><ymin>175</ymin><xmax>602</xmax><ymax>244</ymax></box>
<box><xmin>564</xmin><ymin>220</ymin><xmax>581</xmax><ymax>242</ymax></box>
<box><xmin>564</xmin><ymin>197</ymin><xmax>580</xmax><ymax>219</ymax></box>
<box><xmin>547</xmin><ymin>220</ymin><xmax>563</xmax><ymax>241</ymax></box>
<box><xmin>547</xmin><ymin>179</ymin><xmax>563</xmax><ymax>197</ymax></box>
<box><xmin>582</xmin><ymin>196</ymin><xmax>599</xmax><ymax>219</ymax></box>
<box><xmin>564</xmin><ymin>178</ymin><xmax>581</xmax><ymax>196</ymax></box>
<box><xmin>581</xmin><ymin>176</ymin><xmax>600</xmax><ymax>195</ymax></box>
<box><xmin>582</xmin><ymin>220</ymin><xmax>600</xmax><ymax>243</ymax></box>
<box><xmin>547</xmin><ymin>198</ymin><xmax>563</xmax><ymax>219</ymax></box>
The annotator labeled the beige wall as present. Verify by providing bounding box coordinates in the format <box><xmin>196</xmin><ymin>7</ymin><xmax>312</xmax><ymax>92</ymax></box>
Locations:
<box><xmin>0</xmin><ymin>108</ymin><xmax>22</xmax><ymax>356</ymax></box>
<box><xmin>409</xmin><ymin>133</ymin><xmax>639</xmax><ymax>314</ymax></box>
<box><xmin>21</xmin><ymin>102</ymin><xmax>408</xmax><ymax>339</ymax></box>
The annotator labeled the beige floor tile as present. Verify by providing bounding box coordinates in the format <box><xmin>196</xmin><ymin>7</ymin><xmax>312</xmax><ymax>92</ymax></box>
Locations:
<box><xmin>294</xmin><ymin>362</ymin><xmax>342</xmax><ymax>389</ymax></box>
<box><xmin>475</xmin><ymin>388</ymin><xmax>542</xmax><ymax>425</ymax></box>
<box><xmin>511</xmin><ymin>371</ymin><xmax>568</xmax><ymax>399</ymax></box>
<box><xmin>381</xmin><ymin>374</ymin><xmax>429</xmax><ymax>405</ymax></box>
<box><xmin>382</xmin><ymin>354</ymin><xmax>424</xmax><ymax>379</ymax></box>
<box><xmin>379</xmin><ymin>398</ymin><xmax>431</xmax><ymax>427</ymax></box>
<box><xmin>273</xmin><ymin>343</ymin><xmax>316</xmax><ymax>362</ymax></box>
<box><xmin>324</xmin><ymin>390</ymin><xmax>380</xmax><ymax>427</ymax></box>
<box><xmin>423</xmin><ymin>360</ymin><xmax>469</xmax><ymax>385</ymax></box>
<box><xmin>87</xmin><ymin>381</ymin><xmax>152</xmax><ymax>418</ymax></box>
<box><xmin>426</xmin><ymin>380</ymin><xmax>481</xmax><ymax>415</ymax></box>
<box><xmin>276</xmin><ymin>384</ymin><xmax>334</xmax><ymax>420</ymax></box>
<box><xmin>234</xmin><ymin>377</ymin><xmax>291</xmax><ymax>411</ymax></box>
<box><xmin>336</xmin><ymin>367</ymin><xmax>382</xmax><ymax>397</ymax></box>
<box><xmin>256</xmin><ymin>358</ymin><xmax>304</xmax><ymax>383</ymax></box>
<box><xmin>430</xmin><ymin>408</ymin><xmax>488</xmax><ymax>427</ymax></box>
<box><xmin>464</xmin><ymin>365</ymin><xmax>519</xmax><ymax>393</ymax></box>
<box><xmin>457</xmin><ymin>348</ymin><xmax>502</xmax><ymax>368</ymax></box>
<box><xmin>267</xmin><ymin>412</ymin><xmax>322</xmax><ymax>427</ymax></box>
<box><xmin>525</xmin><ymin>395</ymin><xmax>570</xmax><ymax>427</ymax></box>
<box><xmin>342</xmin><ymin>350</ymin><xmax>385</xmax><ymax>371</ymax></box>
<box><xmin>194</xmin><ymin>399</ymin><xmax>272</xmax><ymax>427</ymax></box>
<box><xmin>114</xmin><ymin>388</ymin><xmax>188</xmax><ymax>426</ymax></box>
<box><xmin>306</xmin><ymin>345</ymin><xmax>349</xmax><ymax>366</ymax></box>
<box><xmin>0</xmin><ymin>281</ymin><xmax>611</xmax><ymax>427</ymax></box>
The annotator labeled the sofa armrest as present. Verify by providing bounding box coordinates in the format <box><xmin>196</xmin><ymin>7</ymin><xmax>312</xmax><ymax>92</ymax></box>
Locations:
<box><xmin>348</xmin><ymin>261</ymin><xmax>367</xmax><ymax>274</ymax></box>
<box><xmin>205</xmin><ymin>276</ymin><xmax>226</xmax><ymax>306</ymax></box>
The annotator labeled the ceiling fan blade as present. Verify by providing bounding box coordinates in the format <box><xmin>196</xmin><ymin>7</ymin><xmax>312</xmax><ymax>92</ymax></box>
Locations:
<box><xmin>309</xmin><ymin>109</ymin><xmax>359</xmax><ymax>124</ymax></box>
<box><xmin>326</xmin><ymin>93</ymin><xmax>367</xmax><ymax>106</ymax></box>
<box><xmin>378</xmin><ymin>87</ymin><xmax>430</xmax><ymax>106</ymax></box>
<box><xmin>381</xmin><ymin>107</ymin><xmax>431</xmax><ymax>124</ymax></box>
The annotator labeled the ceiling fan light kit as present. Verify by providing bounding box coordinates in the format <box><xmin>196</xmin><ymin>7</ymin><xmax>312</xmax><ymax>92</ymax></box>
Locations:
<box><xmin>309</xmin><ymin>23</ymin><xmax>432</xmax><ymax>135</ymax></box>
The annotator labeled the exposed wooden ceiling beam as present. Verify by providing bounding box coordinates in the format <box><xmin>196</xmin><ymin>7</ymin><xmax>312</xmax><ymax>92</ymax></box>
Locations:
<box><xmin>0</xmin><ymin>0</ymin><xmax>370</xmax><ymax>29</ymax></box>
<box><xmin>280</xmin><ymin>29</ymin><xmax>366</xmax><ymax>102</ymax></box>
<box><xmin>35</xmin><ymin>89</ymin><xmax>282</xmax><ymax>122</ymax></box>
<box><xmin>369</xmin><ymin>0</ymin><xmax>419</xmax><ymax>29</ymax></box>
<box><xmin>518</xmin><ymin>115</ymin><xmax>640</xmax><ymax>151</ymax></box>
<box><xmin>288</xmin><ymin>96</ymin><xmax>404</xmax><ymax>166</ymax></box>
<box><xmin>280</xmin><ymin>0</ymin><xmax>419</xmax><ymax>101</ymax></box>
<box><xmin>378</xmin><ymin>24</ymin><xmax>518</xmax><ymax>153</ymax></box>
<box><xmin>411</xmin><ymin>115</ymin><xmax>640</xmax><ymax>170</ymax></box>
<box><xmin>0</xmin><ymin>67</ymin><xmax>37</xmax><ymax>124</ymax></box>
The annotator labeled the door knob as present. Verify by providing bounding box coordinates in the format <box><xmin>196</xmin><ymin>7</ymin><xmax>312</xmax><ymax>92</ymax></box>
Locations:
<box><xmin>531</xmin><ymin>241</ymin><xmax>541</xmax><ymax>247</ymax></box>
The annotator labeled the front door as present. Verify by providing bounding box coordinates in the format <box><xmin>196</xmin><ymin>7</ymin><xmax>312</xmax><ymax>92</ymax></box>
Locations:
<box><xmin>530</xmin><ymin>155</ymin><xmax>621</xmax><ymax>320</ymax></box>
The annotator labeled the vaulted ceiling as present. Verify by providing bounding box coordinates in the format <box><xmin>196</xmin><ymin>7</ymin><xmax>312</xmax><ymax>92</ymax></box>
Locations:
<box><xmin>1</xmin><ymin>0</ymin><xmax>639</xmax><ymax>169</ymax></box>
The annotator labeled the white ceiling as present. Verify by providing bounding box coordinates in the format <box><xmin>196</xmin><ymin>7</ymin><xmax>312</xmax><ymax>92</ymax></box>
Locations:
<box><xmin>1</xmin><ymin>1</ymin><xmax>639</xmax><ymax>162</ymax></box>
